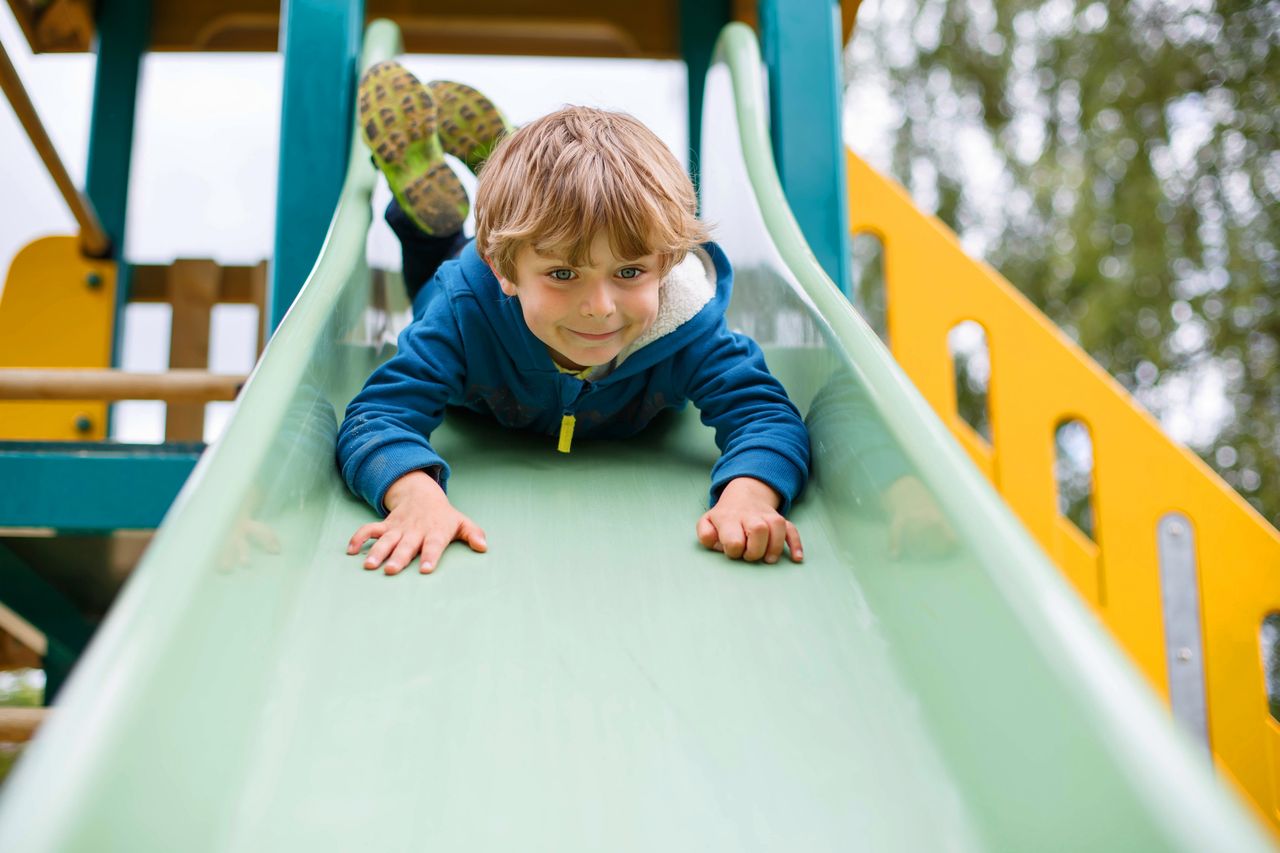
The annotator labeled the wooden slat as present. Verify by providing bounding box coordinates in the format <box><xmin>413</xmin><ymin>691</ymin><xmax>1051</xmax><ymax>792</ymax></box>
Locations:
<box><xmin>250</xmin><ymin>260</ymin><xmax>268</xmax><ymax>356</ymax></box>
<box><xmin>0</xmin><ymin>603</ymin><xmax>44</xmax><ymax>658</ymax></box>
<box><xmin>131</xmin><ymin>263</ymin><xmax>264</xmax><ymax>304</ymax></box>
<box><xmin>0</xmin><ymin>369</ymin><xmax>244</xmax><ymax>402</ymax></box>
<box><xmin>0</xmin><ymin>707</ymin><xmax>47</xmax><ymax>742</ymax></box>
<box><xmin>166</xmin><ymin>260</ymin><xmax>220</xmax><ymax>441</ymax></box>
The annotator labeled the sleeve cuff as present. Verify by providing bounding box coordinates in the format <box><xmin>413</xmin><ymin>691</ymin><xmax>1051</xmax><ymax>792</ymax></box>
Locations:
<box><xmin>709</xmin><ymin>448</ymin><xmax>807</xmax><ymax>515</ymax></box>
<box><xmin>352</xmin><ymin>441</ymin><xmax>451</xmax><ymax>515</ymax></box>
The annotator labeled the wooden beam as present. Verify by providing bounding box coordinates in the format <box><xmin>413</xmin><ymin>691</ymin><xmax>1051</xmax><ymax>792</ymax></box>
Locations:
<box><xmin>0</xmin><ymin>39</ymin><xmax>109</xmax><ymax>255</ymax></box>
<box><xmin>0</xmin><ymin>707</ymin><xmax>48</xmax><ymax>742</ymax></box>
<box><xmin>130</xmin><ymin>263</ymin><xmax>265</xmax><ymax>304</ymax></box>
<box><xmin>0</xmin><ymin>369</ymin><xmax>245</xmax><ymax>402</ymax></box>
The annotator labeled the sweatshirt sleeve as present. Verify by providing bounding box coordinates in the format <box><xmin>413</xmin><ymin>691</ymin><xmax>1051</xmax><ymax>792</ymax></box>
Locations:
<box><xmin>335</xmin><ymin>287</ymin><xmax>467</xmax><ymax>514</ymax></box>
<box><xmin>681</xmin><ymin>321</ymin><xmax>811</xmax><ymax>514</ymax></box>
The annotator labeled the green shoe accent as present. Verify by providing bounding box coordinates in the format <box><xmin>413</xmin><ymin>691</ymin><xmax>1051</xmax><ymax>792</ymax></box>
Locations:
<box><xmin>357</xmin><ymin>61</ymin><xmax>468</xmax><ymax>235</ymax></box>
<box><xmin>428</xmin><ymin>80</ymin><xmax>514</xmax><ymax>175</ymax></box>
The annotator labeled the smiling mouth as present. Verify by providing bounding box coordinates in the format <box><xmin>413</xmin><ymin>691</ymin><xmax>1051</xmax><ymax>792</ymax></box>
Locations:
<box><xmin>569</xmin><ymin>329</ymin><xmax>620</xmax><ymax>341</ymax></box>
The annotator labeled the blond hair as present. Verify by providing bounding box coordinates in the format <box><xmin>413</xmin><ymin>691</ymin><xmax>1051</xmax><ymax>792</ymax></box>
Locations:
<box><xmin>474</xmin><ymin>106</ymin><xmax>710</xmax><ymax>280</ymax></box>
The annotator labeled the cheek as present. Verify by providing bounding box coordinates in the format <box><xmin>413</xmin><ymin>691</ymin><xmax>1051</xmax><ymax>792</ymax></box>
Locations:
<box><xmin>632</xmin><ymin>288</ymin><xmax>661</xmax><ymax>323</ymax></box>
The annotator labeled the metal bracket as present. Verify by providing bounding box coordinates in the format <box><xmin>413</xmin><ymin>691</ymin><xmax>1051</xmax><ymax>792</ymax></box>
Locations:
<box><xmin>1156</xmin><ymin>512</ymin><xmax>1210</xmax><ymax>755</ymax></box>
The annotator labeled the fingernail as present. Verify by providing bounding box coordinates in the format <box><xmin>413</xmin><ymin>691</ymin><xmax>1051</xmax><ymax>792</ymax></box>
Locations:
<box><xmin>477</xmin><ymin>538</ymin><xmax>487</xmax><ymax>548</ymax></box>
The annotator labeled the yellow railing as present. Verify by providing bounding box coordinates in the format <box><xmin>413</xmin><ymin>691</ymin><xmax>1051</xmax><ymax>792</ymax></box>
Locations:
<box><xmin>845</xmin><ymin>150</ymin><xmax>1280</xmax><ymax>830</ymax></box>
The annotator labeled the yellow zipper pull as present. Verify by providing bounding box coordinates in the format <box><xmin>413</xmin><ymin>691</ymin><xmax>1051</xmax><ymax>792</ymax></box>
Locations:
<box><xmin>557</xmin><ymin>413</ymin><xmax>576</xmax><ymax>453</ymax></box>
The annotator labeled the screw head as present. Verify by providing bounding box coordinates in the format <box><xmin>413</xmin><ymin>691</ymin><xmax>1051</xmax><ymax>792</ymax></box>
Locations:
<box><xmin>1176</xmin><ymin>647</ymin><xmax>1193</xmax><ymax>662</ymax></box>
<box><xmin>85</xmin><ymin>272</ymin><xmax>103</xmax><ymax>289</ymax></box>
<box><xmin>73</xmin><ymin>415</ymin><xmax>93</xmax><ymax>433</ymax></box>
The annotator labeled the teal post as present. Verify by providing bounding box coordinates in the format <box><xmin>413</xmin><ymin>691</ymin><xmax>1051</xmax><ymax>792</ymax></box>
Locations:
<box><xmin>268</xmin><ymin>0</ymin><xmax>365</xmax><ymax>332</ymax></box>
<box><xmin>679</xmin><ymin>0</ymin><xmax>732</xmax><ymax>202</ymax></box>
<box><xmin>85</xmin><ymin>0</ymin><xmax>151</xmax><ymax>368</ymax></box>
<box><xmin>757</xmin><ymin>0</ymin><xmax>852</xmax><ymax>295</ymax></box>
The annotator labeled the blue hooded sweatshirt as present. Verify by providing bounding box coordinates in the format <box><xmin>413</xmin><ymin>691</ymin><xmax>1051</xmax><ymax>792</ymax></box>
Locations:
<box><xmin>336</xmin><ymin>240</ymin><xmax>810</xmax><ymax>515</ymax></box>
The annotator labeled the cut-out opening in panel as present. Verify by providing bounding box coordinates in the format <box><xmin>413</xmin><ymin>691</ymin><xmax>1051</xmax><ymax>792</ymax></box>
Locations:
<box><xmin>850</xmin><ymin>231</ymin><xmax>887</xmax><ymax>344</ymax></box>
<box><xmin>1263</xmin><ymin>613</ymin><xmax>1280</xmax><ymax>724</ymax></box>
<box><xmin>1054</xmin><ymin>419</ymin><xmax>1097</xmax><ymax>541</ymax></box>
<box><xmin>947</xmin><ymin>320</ymin><xmax>992</xmax><ymax>443</ymax></box>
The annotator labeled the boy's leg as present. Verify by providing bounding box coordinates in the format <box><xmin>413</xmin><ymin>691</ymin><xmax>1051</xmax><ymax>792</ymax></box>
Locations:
<box><xmin>385</xmin><ymin>198</ymin><xmax>469</xmax><ymax>307</ymax></box>
<box><xmin>429</xmin><ymin>80</ymin><xmax>514</xmax><ymax>174</ymax></box>
<box><xmin>358</xmin><ymin>60</ymin><xmax>468</xmax><ymax>235</ymax></box>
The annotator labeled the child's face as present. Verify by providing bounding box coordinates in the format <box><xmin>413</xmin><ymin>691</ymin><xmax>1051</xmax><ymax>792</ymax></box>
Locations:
<box><xmin>493</xmin><ymin>232</ymin><xmax>662</xmax><ymax>371</ymax></box>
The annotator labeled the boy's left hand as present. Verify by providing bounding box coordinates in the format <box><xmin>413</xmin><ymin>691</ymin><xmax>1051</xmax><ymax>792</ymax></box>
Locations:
<box><xmin>697</xmin><ymin>477</ymin><xmax>803</xmax><ymax>564</ymax></box>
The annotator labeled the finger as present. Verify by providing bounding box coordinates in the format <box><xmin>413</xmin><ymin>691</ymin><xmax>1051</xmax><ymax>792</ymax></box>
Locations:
<box><xmin>696</xmin><ymin>515</ymin><xmax>719</xmax><ymax>549</ymax></box>
<box><xmin>720</xmin><ymin>522</ymin><xmax>747</xmax><ymax>560</ymax></box>
<box><xmin>420</xmin><ymin>534</ymin><xmax>451</xmax><ymax>574</ymax></box>
<box><xmin>763</xmin><ymin>518</ymin><xmax>787</xmax><ymax>564</ymax></box>
<box><xmin>742</xmin><ymin>518</ymin><xmax>770</xmax><ymax>562</ymax></box>
<box><xmin>384</xmin><ymin>533</ymin><xmax>424</xmax><ymax>576</ymax></box>
<box><xmin>364</xmin><ymin>530</ymin><xmax>402</xmax><ymax>570</ymax></box>
<box><xmin>247</xmin><ymin>520</ymin><xmax>281</xmax><ymax>554</ymax></box>
<box><xmin>348</xmin><ymin>522</ymin><xmax>387</xmax><ymax>554</ymax></box>
<box><xmin>785</xmin><ymin>521</ymin><xmax>804</xmax><ymax>563</ymax></box>
<box><xmin>888</xmin><ymin>517</ymin><xmax>903</xmax><ymax>560</ymax></box>
<box><xmin>458</xmin><ymin>519</ymin><xmax>488</xmax><ymax>553</ymax></box>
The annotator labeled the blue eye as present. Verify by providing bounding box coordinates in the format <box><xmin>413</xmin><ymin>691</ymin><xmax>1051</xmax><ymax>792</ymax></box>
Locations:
<box><xmin>618</xmin><ymin>267</ymin><xmax>642</xmax><ymax>280</ymax></box>
<box><xmin>549</xmin><ymin>269</ymin><xmax>575</xmax><ymax>281</ymax></box>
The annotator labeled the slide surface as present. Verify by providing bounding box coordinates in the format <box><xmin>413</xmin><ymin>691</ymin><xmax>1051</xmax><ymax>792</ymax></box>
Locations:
<box><xmin>0</xmin><ymin>22</ymin><xmax>1272</xmax><ymax>852</ymax></box>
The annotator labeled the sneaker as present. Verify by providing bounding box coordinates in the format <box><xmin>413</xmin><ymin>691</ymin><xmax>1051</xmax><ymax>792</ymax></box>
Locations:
<box><xmin>429</xmin><ymin>80</ymin><xmax>514</xmax><ymax>175</ymax></box>
<box><xmin>357</xmin><ymin>60</ymin><xmax>468</xmax><ymax>235</ymax></box>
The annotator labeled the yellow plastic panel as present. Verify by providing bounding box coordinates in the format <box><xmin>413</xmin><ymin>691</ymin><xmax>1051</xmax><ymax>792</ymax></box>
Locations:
<box><xmin>847</xmin><ymin>150</ymin><xmax>1280</xmax><ymax>830</ymax></box>
<box><xmin>0</xmin><ymin>235</ymin><xmax>116</xmax><ymax>439</ymax></box>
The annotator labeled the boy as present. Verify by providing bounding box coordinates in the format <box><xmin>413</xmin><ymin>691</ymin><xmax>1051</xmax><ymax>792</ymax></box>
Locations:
<box><xmin>338</xmin><ymin>61</ymin><xmax>810</xmax><ymax>575</ymax></box>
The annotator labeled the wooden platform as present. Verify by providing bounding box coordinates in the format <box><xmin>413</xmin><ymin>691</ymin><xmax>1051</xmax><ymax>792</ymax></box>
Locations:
<box><xmin>5</xmin><ymin>0</ymin><xmax>861</xmax><ymax>56</ymax></box>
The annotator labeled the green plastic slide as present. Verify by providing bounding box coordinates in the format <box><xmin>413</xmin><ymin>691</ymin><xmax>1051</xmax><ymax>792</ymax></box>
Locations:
<box><xmin>0</xmin><ymin>21</ymin><xmax>1272</xmax><ymax>852</ymax></box>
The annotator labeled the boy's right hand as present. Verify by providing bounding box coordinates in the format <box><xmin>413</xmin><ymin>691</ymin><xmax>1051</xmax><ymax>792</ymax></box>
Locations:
<box><xmin>347</xmin><ymin>470</ymin><xmax>487</xmax><ymax>575</ymax></box>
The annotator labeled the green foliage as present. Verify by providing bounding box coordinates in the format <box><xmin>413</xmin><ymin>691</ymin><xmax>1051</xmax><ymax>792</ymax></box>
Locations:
<box><xmin>0</xmin><ymin>670</ymin><xmax>42</xmax><ymax>787</ymax></box>
<box><xmin>0</xmin><ymin>670</ymin><xmax>43</xmax><ymax>708</ymax></box>
<box><xmin>847</xmin><ymin>0</ymin><xmax>1279</xmax><ymax>525</ymax></box>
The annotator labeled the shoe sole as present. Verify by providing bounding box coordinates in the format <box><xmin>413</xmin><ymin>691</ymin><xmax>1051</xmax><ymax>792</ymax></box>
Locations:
<box><xmin>358</xmin><ymin>61</ymin><xmax>467</xmax><ymax>235</ymax></box>
<box><xmin>429</xmin><ymin>80</ymin><xmax>513</xmax><ymax>174</ymax></box>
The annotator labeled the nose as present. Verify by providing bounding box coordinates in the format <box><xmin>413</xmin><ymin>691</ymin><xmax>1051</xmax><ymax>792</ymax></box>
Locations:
<box><xmin>580</xmin><ymin>278</ymin><xmax>615</xmax><ymax>318</ymax></box>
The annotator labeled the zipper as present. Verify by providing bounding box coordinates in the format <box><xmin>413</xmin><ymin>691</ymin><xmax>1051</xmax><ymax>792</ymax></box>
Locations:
<box><xmin>556</xmin><ymin>376</ymin><xmax>594</xmax><ymax>454</ymax></box>
<box><xmin>557</xmin><ymin>412</ymin><xmax>576</xmax><ymax>453</ymax></box>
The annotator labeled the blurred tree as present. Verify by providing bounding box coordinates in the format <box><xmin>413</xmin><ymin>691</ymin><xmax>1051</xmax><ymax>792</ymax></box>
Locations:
<box><xmin>846</xmin><ymin>0</ymin><xmax>1279</xmax><ymax>525</ymax></box>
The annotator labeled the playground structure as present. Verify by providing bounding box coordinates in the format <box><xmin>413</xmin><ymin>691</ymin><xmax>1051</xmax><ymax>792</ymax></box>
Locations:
<box><xmin>0</xmin><ymin>0</ymin><xmax>1276</xmax><ymax>848</ymax></box>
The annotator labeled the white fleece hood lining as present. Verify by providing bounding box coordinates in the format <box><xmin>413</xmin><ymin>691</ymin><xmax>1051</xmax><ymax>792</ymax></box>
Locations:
<box><xmin>617</xmin><ymin>247</ymin><xmax>717</xmax><ymax>364</ymax></box>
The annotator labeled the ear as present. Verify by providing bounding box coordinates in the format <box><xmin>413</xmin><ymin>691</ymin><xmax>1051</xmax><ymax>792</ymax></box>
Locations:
<box><xmin>488</xmin><ymin>260</ymin><xmax>518</xmax><ymax>297</ymax></box>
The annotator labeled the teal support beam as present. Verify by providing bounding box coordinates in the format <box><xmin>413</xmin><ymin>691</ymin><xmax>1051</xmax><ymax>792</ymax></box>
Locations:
<box><xmin>268</xmin><ymin>0</ymin><xmax>365</xmax><ymax>333</ymax></box>
<box><xmin>757</xmin><ymin>0</ymin><xmax>852</xmax><ymax>295</ymax></box>
<box><xmin>85</xmin><ymin>0</ymin><xmax>151</xmax><ymax>372</ymax></box>
<box><xmin>0</xmin><ymin>442</ymin><xmax>201</xmax><ymax>530</ymax></box>
<box><xmin>679</xmin><ymin>0</ymin><xmax>732</xmax><ymax>202</ymax></box>
<box><xmin>0</xmin><ymin>543</ymin><xmax>94</xmax><ymax>703</ymax></box>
